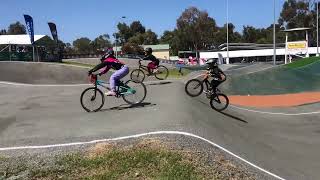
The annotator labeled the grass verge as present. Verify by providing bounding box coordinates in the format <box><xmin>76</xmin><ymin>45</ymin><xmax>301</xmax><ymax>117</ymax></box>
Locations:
<box><xmin>62</xmin><ymin>61</ymin><xmax>94</xmax><ymax>68</ymax></box>
<box><xmin>285</xmin><ymin>56</ymin><xmax>320</xmax><ymax>69</ymax></box>
<box><xmin>168</xmin><ymin>68</ymin><xmax>191</xmax><ymax>78</ymax></box>
<box><xmin>1</xmin><ymin>139</ymin><xmax>256</xmax><ymax>180</ymax></box>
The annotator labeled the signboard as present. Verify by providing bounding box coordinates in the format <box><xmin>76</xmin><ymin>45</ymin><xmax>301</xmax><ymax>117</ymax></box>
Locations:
<box><xmin>287</xmin><ymin>41</ymin><xmax>308</xmax><ymax>54</ymax></box>
<box><xmin>23</xmin><ymin>15</ymin><xmax>34</xmax><ymax>44</ymax></box>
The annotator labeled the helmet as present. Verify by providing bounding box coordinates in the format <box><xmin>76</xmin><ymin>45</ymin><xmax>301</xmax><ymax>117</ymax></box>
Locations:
<box><xmin>206</xmin><ymin>58</ymin><xmax>218</xmax><ymax>66</ymax></box>
<box><xmin>145</xmin><ymin>47</ymin><xmax>152</xmax><ymax>54</ymax></box>
<box><xmin>105</xmin><ymin>48</ymin><xmax>114</xmax><ymax>56</ymax></box>
<box><xmin>100</xmin><ymin>48</ymin><xmax>115</xmax><ymax>62</ymax></box>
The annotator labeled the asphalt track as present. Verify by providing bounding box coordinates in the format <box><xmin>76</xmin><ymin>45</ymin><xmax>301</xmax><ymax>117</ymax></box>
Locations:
<box><xmin>0</xmin><ymin>62</ymin><xmax>320</xmax><ymax>180</ymax></box>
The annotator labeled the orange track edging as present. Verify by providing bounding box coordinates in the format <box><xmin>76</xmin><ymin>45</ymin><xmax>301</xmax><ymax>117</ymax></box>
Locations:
<box><xmin>228</xmin><ymin>92</ymin><xmax>320</xmax><ymax>108</ymax></box>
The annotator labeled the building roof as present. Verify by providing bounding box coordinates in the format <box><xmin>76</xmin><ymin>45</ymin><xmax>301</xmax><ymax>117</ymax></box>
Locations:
<box><xmin>142</xmin><ymin>44</ymin><xmax>169</xmax><ymax>50</ymax></box>
<box><xmin>113</xmin><ymin>44</ymin><xmax>170</xmax><ymax>52</ymax></box>
<box><xmin>283</xmin><ymin>27</ymin><xmax>311</xmax><ymax>32</ymax></box>
<box><xmin>0</xmin><ymin>35</ymin><xmax>46</xmax><ymax>45</ymax></box>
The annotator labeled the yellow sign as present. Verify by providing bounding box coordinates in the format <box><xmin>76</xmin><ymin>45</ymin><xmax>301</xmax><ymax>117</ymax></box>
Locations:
<box><xmin>288</xmin><ymin>42</ymin><xmax>306</xmax><ymax>49</ymax></box>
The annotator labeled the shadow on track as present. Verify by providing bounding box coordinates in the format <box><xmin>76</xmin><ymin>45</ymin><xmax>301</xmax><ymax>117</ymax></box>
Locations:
<box><xmin>217</xmin><ymin>111</ymin><xmax>248</xmax><ymax>123</ymax></box>
<box><xmin>197</xmin><ymin>100</ymin><xmax>248</xmax><ymax>124</ymax></box>
<box><xmin>147</xmin><ymin>81</ymin><xmax>172</xmax><ymax>86</ymax></box>
<box><xmin>100</xmin><ymin>102</ymin><xmax>156</xmax><ymax>112</ymax></box>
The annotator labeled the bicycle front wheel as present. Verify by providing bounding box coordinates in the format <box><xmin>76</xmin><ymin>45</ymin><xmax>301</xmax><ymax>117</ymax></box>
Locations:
<box><xmin>80</xmin><ymin>87</ymin><xmax>104</xmax><ymax>112</ymax></box>
<box><xmin>155</xmin><ymin>65</ymin><xmax>169</xmax><ymax>80</ymax></box>
<box><xmin>185</xmin><ymin>79</ymin><xmax>203</xmax><ymax>97</ymax></box>
<box><xmin>210</xmin><ymin>93</ymin><xmax>229</xmax><ymax>111</ymax></box>
<box><xmin>122</xmin><ymin>80</ymin><xmax>147</xmax><ymax>105</ymax></box>
<box><xmin>130</xmin><ymin>69</ymin><xmax>145</xmax><ymax>83</ymax></box>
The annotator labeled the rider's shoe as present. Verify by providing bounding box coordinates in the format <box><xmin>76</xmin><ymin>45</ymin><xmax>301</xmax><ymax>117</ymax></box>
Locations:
<box><xmin>105</xmin><ymin>90</ymin><xmax>116</xmax><ymax>96</ymax></box>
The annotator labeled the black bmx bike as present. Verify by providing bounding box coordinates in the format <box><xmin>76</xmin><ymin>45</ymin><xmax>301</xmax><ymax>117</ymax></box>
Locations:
<box><xmin>130</xmin><ymin>59</ymin><xmax>169</xmax><ymax>82</ymax></box>
<box><xmin>185</xmin><ymin>73</ymin><xmax>229</xmax><ymax>111</ymax></box>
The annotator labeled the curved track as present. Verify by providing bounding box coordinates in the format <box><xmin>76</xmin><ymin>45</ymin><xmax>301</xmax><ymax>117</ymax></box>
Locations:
<box><xmin>0</xmin><ymin>62</ymin><xmax>319</xmax><ymax>180</ymax></box>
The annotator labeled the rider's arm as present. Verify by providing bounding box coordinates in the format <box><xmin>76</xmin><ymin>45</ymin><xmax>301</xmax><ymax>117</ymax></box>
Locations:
<box><xmin>88</xmin><ymin>61</ymin><xmax>109</xmax><ymax>74</ymax></box>
<box><xmin>99</xmin><ymin>66</ymin><xmax>111</xmax><ymax>75</ymax></box>
<box><xmin>142</xmin><ymin>55</ymin><xmax>150</xmax><ymax>61</ymax></box>
<box><xmin>217</xmin><ymin>68</ymin><xmax>226</xmax><ymax>80</ymax></box>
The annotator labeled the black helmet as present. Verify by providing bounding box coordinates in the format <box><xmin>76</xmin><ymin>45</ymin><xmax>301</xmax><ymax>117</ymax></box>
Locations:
<box><xmin>145</xmin><ymin>47</ymin><xmax>152</xmax><ymax>54</ymax></box>
<box><xmin>206</xmin><ymin>58</ymin><xmax>218</xmax><ymax>66</ymax></box>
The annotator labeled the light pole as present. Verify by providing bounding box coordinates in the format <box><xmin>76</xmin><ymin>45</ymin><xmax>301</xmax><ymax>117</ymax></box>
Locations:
<box><xmin>273</xmin><ymin>0</ymin><xmax>276</xmax><ymax>65</ymax></box>
<box><xmin>115</xmin><ymin>16</ymin><xmax>126</xmax><ymax>59</ymax></box>
<box><xmin>226</xmin><ymin>0</ymin><xmax>229</xmax><ymax>64</ymax></box>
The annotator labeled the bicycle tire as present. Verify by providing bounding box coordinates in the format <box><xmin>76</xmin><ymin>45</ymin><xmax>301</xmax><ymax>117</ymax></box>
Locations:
<box><xmin>130</xmin><ymin>69</ymin><xmax>145</xmax><ymax>83</ymax></box>
<box><xmin>185</xmin><ymin>79</ymin><xmax>203</xmax><ymax>97</ymax></box>
<box><xmin>122</xmin><ymin>80</ymin><xmax>147</xmax><ymax>105</ymax></box>
<box><xmin>210</xmin><ymin>93</ymin><xmax>229</xmax><ymax>111</ymax></box>
<box><xmin>80</xmin><ymin>87</ymin><xmax>105</xmax><ymax>112</ymax></box>
<box><xmin>155</xmin><ymin>65</ymin><xmax>169</xmax><ymax>80</ymax></box>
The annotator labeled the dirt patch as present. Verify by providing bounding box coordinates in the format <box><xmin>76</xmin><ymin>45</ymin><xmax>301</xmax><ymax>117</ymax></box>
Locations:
<box><xmin>229</xmin><ymin>91</ymin><xmax>320</xmax><ymax>107</ymax></box>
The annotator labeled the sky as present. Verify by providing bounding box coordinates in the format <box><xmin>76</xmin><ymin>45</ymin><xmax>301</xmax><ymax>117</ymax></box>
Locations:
<box><xmin>1</xmin><ymin>0</ymin><xmax>287</xmax><ymax>43</ymax></box>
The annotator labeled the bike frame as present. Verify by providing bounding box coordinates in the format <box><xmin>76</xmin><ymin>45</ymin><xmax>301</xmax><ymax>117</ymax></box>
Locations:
<box><xmin>91</xmin><ymin>75</ymin><xmax>135</xmax><ymax>97</ymax></box>
<box><xmin>193</xmin><ymin>73</ymin><xmax>211</xmax><ymax>91</ymax></box>
<box><xmin>137</xmin><ymin>60</ymin><xmax>159</xmax><ymax>74</ymax></box>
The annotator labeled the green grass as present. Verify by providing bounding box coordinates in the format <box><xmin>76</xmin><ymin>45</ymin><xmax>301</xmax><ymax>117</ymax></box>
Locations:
<box><xmin>285</xmin><ymin>56</ymin><xmax>320</xmax><ymax>69</ymax></box>
<box><xmin>2</xmin><ymin>140</ymin><xmax>254</xmax><ymax>179</ymax></box>
<box><xmin>62</xmin><ymin>61</ymin><xmax>94</xmax><ymax>68</ymax></box>
<box><xmin>168</xmin><ymin>68</ymin><xmax>191</xmax><ymax>78</ymax></box>
<box><xmin>30</xmin><ymin>147</ymin><xmax>204</xmax><ymax>179</ymax></box>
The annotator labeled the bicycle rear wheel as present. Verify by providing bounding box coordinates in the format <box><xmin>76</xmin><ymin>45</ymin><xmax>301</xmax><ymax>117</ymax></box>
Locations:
<box><xmin>185</xmin><ymin>79</ymin><xmax>203</xmax><ymax>97</ymax></box>
<box><xmin>210</xmin><ymin>93</ymin><xmax>229</xmax><ymax>111</ymax></box>
<box><xmin>80</xmin><ymin>87</ymin><xmax>104</xmax><ymax>112</ymax></box>
<box><xmin>122</xmin><ymin>80</ymin><xmax>147</xmax><ymax>105</ymax></box>
<box><xmin>155</xmin><ymin>65</ymin><xmax>169</xmax><ymax>80</ymax></box>
<box><xmin>130</xmin><ymin>69</ymin><xmax>145</xmax><ymax>83</ymax></box>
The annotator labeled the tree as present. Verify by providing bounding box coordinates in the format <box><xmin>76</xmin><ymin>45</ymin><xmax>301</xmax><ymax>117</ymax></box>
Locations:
<box><xmin>128</xmin><ymin>33</ymin><xmax>145</xmax><ymax>44</ymax></box>
<box><xmin>160</xmin><ymin>30</ymin><xmax>175</xmax><ymax>44</ymax></box>
<box><xmin>176</xmin><ymin>7</ymin><xmax>218</xmax><ymax>53</ymax></box>
<box><xmin>278</xmin><ymin>0</ymin><xmax>314</xmax><ymax>43</ymax></box>
<box><xmin>91</xmin><ymin>34</ymin><xmax>112</xmax><ymax>51</ymax></box>
<box><xmin>35</xmin><ymin>36</ymin><xmax>56</xmax><ymax>49</ymax></box>
<box><xmin>143</xmin><ymin>29</ymin><xmax>158</xmax><ymax>45</ymax></box>
<box><xmin>121</xmin><ymin>42</ymin><xmax>144</xmax><ymax>55</ymax></box>
<box><xmin>7</xmin><ymin>21</ymin><xmax>26</xmax><ymax>35</ymax></box>
<box><xmin>114</xmin><ymin>23</ymin><xmax>132</xmax><ymax>44</ymax></box>
<box><xmin>242</xmin><ymin>26</ymin><xmax>260</xmax><ymax>43</ymax></box>
<box><xmin>64</xmin><ymin>43</ymin><xmax>75</xmax><ymax>54</ymax></box>
<box><xmin>0</xmin><ymin>29</ymin><xmax>6</xmax><ymax>35</ymax></box>
<box><xmin>73</xmin><ymin>37</ymin><xmax>92</xmax><ymax>53</ymax></box>
<box><xmin>130</xmin><ymin>21</ymin><xmax>145</xmax><ymax>35</ymax></box>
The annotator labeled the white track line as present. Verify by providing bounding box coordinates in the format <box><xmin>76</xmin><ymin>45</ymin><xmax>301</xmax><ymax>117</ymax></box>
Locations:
<box><xmin>0</xmin><ymin>80</ymin><xmax>177</xmax><ymax>87</ymax></box>
<box><xmin>0</xmin><ymin>81</ymin><xmax>90</xmax><ymax>87</ymax></box>
<box><xmin>230</xmin><ymin>105</ymin><xmax>320</xmax><ymax>116</ymax></box>
<box><xmin>0</xmin><ymin>131</ymin><xmax>285</xmax><ymax>180</ymax></box>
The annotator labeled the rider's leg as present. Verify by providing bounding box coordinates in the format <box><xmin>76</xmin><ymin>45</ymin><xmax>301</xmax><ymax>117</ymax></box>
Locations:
<box><xmin>147</xmin><ymin>62</ymin><xmax>156</xmax><ymax>75</ymax></box>
<box><xmin>210</xmin><ymin>79</ymin><xmax>221</xmax><ymax>92</ymax></box>
<box><xmin>106</xmin><ymin>65</ymin><xmax>129</xmax><ymax>96</ymax></box>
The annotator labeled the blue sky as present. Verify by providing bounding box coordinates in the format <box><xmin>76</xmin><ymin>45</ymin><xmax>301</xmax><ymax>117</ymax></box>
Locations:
<box><xmin>1</xmin><ymin>0</ymin><xmax>286</xmax><ymax>43</ymax></box>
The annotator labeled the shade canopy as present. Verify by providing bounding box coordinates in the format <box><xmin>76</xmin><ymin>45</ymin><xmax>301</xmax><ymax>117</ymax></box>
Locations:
<box><xmin>0</xmin><ymin>35</ymin><xmax>45</xmax><ymax>45</ymax></box>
